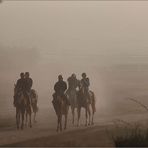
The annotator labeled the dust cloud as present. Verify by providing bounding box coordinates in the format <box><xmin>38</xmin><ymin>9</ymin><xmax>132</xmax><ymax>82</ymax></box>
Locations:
<box><xmin>1</xmin><ymin>1</ymin><xmax>148</xmax><ymax>125</ymax></box>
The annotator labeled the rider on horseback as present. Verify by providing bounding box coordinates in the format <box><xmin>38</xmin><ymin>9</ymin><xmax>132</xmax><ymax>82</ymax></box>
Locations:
<box><xmin>24</xmin><ymin>72</ymin><xmax>33</xmax><ymax>106</ymax></box>
<box><xmin>80</xmin><ymin>73</ymin><xmax>91</xmax><ymax>103</ymax></box>
<box><xmin>52</xmin><ymin>75</ymin><xmax>69</xmax><ymax>105</ymax></box>
<box><xmin>13</xmin><ymin>72</ymin><xmax>25</xmax><ymax>107</ymax></box>
<box><xmin>67</xmin><ymin>73</ymin><xmax>79</xmax><ymax>91</ymax></box>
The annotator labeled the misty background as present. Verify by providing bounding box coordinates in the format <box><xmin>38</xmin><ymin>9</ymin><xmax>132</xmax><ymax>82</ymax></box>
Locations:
<box><xmin>1</xmin><ymin>1</ymin><xmax>148</xmax><ymax>120</ymax></box>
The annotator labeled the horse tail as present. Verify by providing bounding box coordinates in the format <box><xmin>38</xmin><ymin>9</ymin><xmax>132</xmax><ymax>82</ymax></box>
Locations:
<box><xmin>35</xmin><ymin>94</ymin><xmax>39</xmax><ymax>112</ymax></box>
<box><xmin>32</xmin><ymin>101</ymin><xmax>39</xmax><ymax>113</ymax></box>
<box><xmin>90</xmin><ymin>91</ymin><xmax>96</xmax><ymax>112</ymax></box>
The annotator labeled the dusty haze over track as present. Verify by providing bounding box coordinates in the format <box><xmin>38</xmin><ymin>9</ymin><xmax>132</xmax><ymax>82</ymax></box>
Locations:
<box><xmin>1</xmin><ymin>1</ymin><xmax>148</xmax><ymax>128</ymax></box>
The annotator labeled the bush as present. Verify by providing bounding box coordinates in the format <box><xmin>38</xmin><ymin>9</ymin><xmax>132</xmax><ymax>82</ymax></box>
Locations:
<box><xmin>112</xmin><ymin>121</ymin><xmax>148</xmax><ymax>147</ymax></box>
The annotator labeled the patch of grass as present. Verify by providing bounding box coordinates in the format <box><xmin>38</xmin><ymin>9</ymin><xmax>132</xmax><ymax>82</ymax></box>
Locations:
<box><xmin>114</xmin><ymin>128</ymin><xmax>148</xmax><ymax>147</ymax></box>
<box><xmin>111</xmin><ymin>120</ymin><xmax>148</xmax><ymax>147</ymax></box>
<box><xmin>111</xmin><ymin>97</ymin><xmax>148</xmax><ymax>147</ymax></box>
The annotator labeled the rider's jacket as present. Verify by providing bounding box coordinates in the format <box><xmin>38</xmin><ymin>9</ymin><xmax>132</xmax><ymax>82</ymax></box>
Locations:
<box><xmin>16</xmin><ymin>78</ymin><xmax>25</xmax><ymax>91</ymax></box>
<box><xmin>24</xmin><ymin>78</ymin><xmax>33</xmax><ymax>92</ymax></box>
<box><xmin>81</xmin><ymin>78</ymin><xmax>90</xmax><ymax>91</ymax></box>
<box><xmin>67</xmin><ymin>76</ymin><xmax>79</xmax><ymax>89</ymax></box>
<box><xmin>54</xmin><ymin>80</ymin><xmax>67</xmax><ymax>95</ymax></box>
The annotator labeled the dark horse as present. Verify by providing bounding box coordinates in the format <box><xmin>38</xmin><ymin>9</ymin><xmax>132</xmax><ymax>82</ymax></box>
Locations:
<box><xmin>52</xmin><ymin>95</ymin><xmax>69</xmax><ymax>132</ymax></box>
<box><xmin>77</xmin><ymin>88</ymin><xmax>96</xmax><ymax>126</ymax></box>
<box><xmin>14</xmin><ymin>85</ymin><xmax>32</xmax><ymax>130</ymax></box>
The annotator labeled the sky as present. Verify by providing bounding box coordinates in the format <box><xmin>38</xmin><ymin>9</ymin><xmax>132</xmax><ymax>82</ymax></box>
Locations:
<box><xmin>1</xmin><ymin>1</ymin><xmax>148</xmax><ymax>115</ymax></box>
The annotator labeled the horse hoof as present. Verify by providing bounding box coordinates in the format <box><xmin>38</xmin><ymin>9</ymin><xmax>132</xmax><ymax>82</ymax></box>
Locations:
<box><xmin>30</xmin><ymin>125</ymin><xmax>32</xmax><ymax>128</ymax></box>
<box><xmin>91</xmin><ymin>122</ymin><xmax>94</xmax><ymax>125</ymax></box>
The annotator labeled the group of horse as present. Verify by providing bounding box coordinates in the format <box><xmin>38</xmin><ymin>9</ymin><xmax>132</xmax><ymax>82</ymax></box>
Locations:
<box><xmin>13</xmin><ymin>85</ymin><xmax>96</xmax><ymax>132</ymax></box>
<box><xmin>14</xmin><ymin>85</ymin><xmax>38</xmax><ymax>130</ymax></box>
<box><xmin>53</xmin><ymin>87</ymin><xmax>96</xmax><ymax>132</ymax></box>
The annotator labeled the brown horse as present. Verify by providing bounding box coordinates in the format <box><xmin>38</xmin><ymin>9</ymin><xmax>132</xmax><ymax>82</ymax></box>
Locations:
<box><xmin>14</xmin><ymin>85</ymin><xmax>32</xmax><ymax>130</ymax></box>
<box><xmin>52</xmin><ymin>95</ymin><xmax>69</xmax><ymax>132</ymax></box>
<box><xmin>77</xmin><ymin>88</ymin><xmax>96</xmax><ymax>126</ymax></box>
<box><xmin>25</xmin><ymin>89</ymin><xmax>39</xmax><ymax>125</ymax></box>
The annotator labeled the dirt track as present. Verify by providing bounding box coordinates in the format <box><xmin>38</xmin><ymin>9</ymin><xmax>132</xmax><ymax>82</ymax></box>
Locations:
<box><xmin>0</xmin><ymin>106</ymin><xmax>114</xmax><ymax>147</ymax></box>
<box><xmin>3</xmin><ymin>125</ymin><xmax>115</xmax><ymax>147</ymax></box>
<box><xmin>1</xmin><ymin>106</ymin><xmax>148</xmax><ymax>147</ymax></box>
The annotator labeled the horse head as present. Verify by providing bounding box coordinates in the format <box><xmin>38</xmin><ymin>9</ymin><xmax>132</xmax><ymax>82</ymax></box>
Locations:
<box><xmin>14</xmin><ymin>84</ymin><xmax>17</xmax><ymax>95</ymax></box>
<box><xmin>79</xmin><ymin>87</ymin><xmax>85</xmax><ymax>96</ymax></box>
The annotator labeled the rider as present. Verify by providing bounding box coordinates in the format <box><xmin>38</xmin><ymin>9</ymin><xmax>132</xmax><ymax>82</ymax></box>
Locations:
<box><xmin>24</xmin><ymin>72</ymin><xmax>33</xmax><ymax>105</ymax></box>
<box><xmin>80</xmin><ymin>73</ymin><xmax>91</xmax><ymax>103</ymax></box>
<box><xmin>67</xmin><ymin>73</ymin><xmax>80</xmax><ymax>91</ymax></box>
<box><xmin>52</xmin><ymin>75</ymin><xmax>69</xmax><ymax>105</ymax></box>
<box><xmin>13</xmin><ymin>72</ymin><xmax>25</xmax><ymax>106</ymax></box>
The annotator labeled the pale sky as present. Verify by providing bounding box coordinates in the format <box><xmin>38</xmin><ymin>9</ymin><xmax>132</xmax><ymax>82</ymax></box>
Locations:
<box><xmin>1</xmin><ymin>1</ymin><xmax>148</xmax><ymax>114</ymax></box>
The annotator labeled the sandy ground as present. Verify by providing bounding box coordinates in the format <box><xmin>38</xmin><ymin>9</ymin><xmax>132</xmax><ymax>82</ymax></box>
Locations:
<box><xmin>1</xmin><ymin>106</ymin><xmax>148</xmax><ymax>147</ymax></box>
<box><xmin>4</xmin><ymin>125</ymin><xmax>115</xmax><ymax>147</ymax></box>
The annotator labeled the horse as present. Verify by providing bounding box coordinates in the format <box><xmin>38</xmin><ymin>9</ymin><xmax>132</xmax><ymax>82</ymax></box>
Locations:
<box><xmin>77</xmin><ymin>88</ymin><xmax>96</xmax><ymax>126</ymax></box>
<box><xmin>52</xmin><ymin>94</ymin><xmax>69</xmax><ymax>132</ymax></box>
<box><xmin>25</xmin><ymin>89</ymin><xmax>39</xmax><ymax>125</ymax></box>
<box><xmin>66</xmin><ymin>88</ymin><xmax>78</xmax><ymax>125</ymax></box>
<box><xmin>14</xmin><ymin>85</ymin><xmax>32</xmax><ymax>130</ymax></box>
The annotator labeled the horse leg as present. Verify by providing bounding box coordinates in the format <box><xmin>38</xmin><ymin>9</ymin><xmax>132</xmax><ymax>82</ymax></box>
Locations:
<box><xmin>73</xmin><ymin>108</ymin><xmax>75</xmax><ymax>125</ymax></box>
<box><xmin>21</xmin><ymin>109</ymin><xmax>25</xmax><ymax>130</ymax></box>
<box><xmin>32</xmin><ymin>105</ymin><xmax>37</xmax><ymax>123</ymax></box>
<box><xmin>29</xmin><ymin>113</ymin><xmax>32</xmax><ymax>128</ymax></box>
<box><xmin>28</xmin><ymin>107</ymin><xmax>32</xmax><ymax>128</ymax></box>
<box><xmin>25</xmin><ymin>111</ymin><xmax>28</xmax><ymax>126</ymax></box>
<box><xmin>57</xmin><ymin>115</ymin><xmax>60</xmax><ymax>132</ymax></box>
<box><xmin>87</xmin><ymin>106</ymin><xmax>91</xmax><ymax>126</ymax></box>
<box><xmin>18</xmin><ymin>113</ymin><xmax>21</xmax><ymax>129</ymax></box>
<box><xmin>71</xmin><ymin>107</ymin><xmax>74</xmax><ymax>125</ymax></box>
<box><xmin>91</xmin><ymin>112</ymin><xmax>94</xmax><ymax>125</ymax></box>
<box><xmin>57</xmin><ymin>114</ymin><xmax>62</xmax><ymax>132</ymax></box>
<box><xmin>85</xmin><ymin>107</ymin><xmax>88</xmax><ymax>126</ymax></box>
<box><xmin>91</xmin><ymin>105</ymin><xmax>95</xmax><ymax>125</ymax></box>
<box><xmin>64</xmin><ymin>114</ymin><xmax>67</xmax><ymax>130</ymax></box>
<box><xmin>77</xmin><ymin>107</ymin><xmax>81</xmax><ymax>127</ymax></box>
<box><xmin>16</xmin><ymin>108</ymin><xmax>18</xmax><ymax>129</ymax></box>
<box><xmin>60</xmin><ymin>115</ymin><xmax>62</xmax><ymax>131</ymax></box>
<box><xmin>34</xmin><ymin>112</ymin><xmax>37</xmax><ymax>123</ymax></box>
<box><xmin>16</xmin><ymin>108</ymin><xmax>20</xmax><ymax>129</ymax></box>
